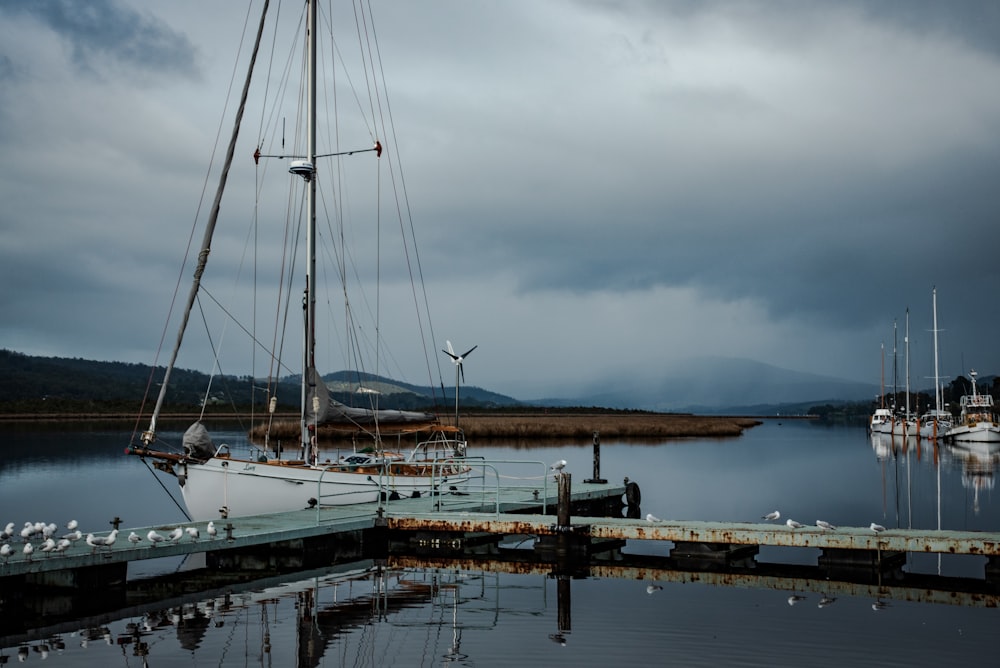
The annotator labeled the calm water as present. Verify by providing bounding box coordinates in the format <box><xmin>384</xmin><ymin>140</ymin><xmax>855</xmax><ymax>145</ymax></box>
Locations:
<box><xmin>2</xmin><ymin>419</ymin><xmax>999</xmax><ymax>666</ymax></box>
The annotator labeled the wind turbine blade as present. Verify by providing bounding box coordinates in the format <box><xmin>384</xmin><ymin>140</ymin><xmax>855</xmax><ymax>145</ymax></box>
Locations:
<box><xmin>461</xmin><ymin>345</ymin><xmax>478</xmax><ymax>359</ymax></box>
<box><xmin>441</xmin><ymin>348</ymin><xmax>459</xmax><ymax>362</ymax></box>
<box><xmin>459</xmin><ymin>362</ymin><xmax>465</xmax><ymax>384</ymax></box>
<box><xmin>446</xmin><ymin>340</ymin><xmax>455</xmax><ymax>356</ymax></box>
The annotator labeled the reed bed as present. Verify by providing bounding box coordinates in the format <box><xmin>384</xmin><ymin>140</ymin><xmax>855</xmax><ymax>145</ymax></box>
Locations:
<box><xmin>251</xmin><ymin>413</ymin><xmax>762</xmax><ymax>443</ymax></box>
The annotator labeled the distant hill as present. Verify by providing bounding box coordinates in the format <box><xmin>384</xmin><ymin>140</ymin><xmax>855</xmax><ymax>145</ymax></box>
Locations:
<box><xmin>2</xmin><ymin>349</ymin><xmax>991</xmax><ymax>417</ymax></box>
<box><xmin>0</xmin><ymin>349</ymin><xmax>520</xmax><ymax>413</ymax></box>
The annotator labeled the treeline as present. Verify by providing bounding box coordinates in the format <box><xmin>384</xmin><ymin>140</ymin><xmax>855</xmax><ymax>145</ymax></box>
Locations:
<box><xmin>808</xmin><ymin>373</ymin><xmax>1000</xmax><ymax>422</ymax></box>
<box><xmin>0</xmin><ymin>349</ymin><xmax>517</xmax><ymax>416</ymax></box>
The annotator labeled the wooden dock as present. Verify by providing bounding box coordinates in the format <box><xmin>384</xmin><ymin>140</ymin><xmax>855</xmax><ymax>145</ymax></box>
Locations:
<box><xmin>4</xmin><ymin>473</ymin><xmax>1000</xmax><ymax>587</ymax></box>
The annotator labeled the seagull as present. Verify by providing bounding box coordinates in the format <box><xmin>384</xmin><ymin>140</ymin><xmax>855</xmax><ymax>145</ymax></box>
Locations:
<box><xmin>816</xmin><ymin>520</ymin><xmax>837</xmax><ymax>530</ymax></box>
<box><xmin>166</xmin><ymin>527</ymin><xmax>184</xmax><ymax>543</ymax></box>
<box><xmin>550</xmin><ymin>459</ymin><xmax>567</xmax><ymax>472</ymax></box>
<box><xmin>872</xmin><ymin>600</ymin><xmax>890</xmax><ymax>611</ymax></box>
<box><xmin>66</xmin><ymin>519</ymin><xmax>78</xmax><ymax>531</ymax></box>
<box><xmin>1</xmin><ymin>543</ymin><xmax>12</xmax><ymax>562</ymax></box>
<box><xmin>103</xmin><ymin>529</ymin><xmax>119</xmax><ymax>548</ymax></box>
<box><xmin>148</xmin><ymin>530</ymin><xmax>166</xmax><ymax>546</ymax></box>
<box><xmin>207</xmin><ymin>521</ymin><xmax>217</xmax><ymax>540</ymax></box>
<box><xmin>762</xmin><ymin>510</ymin><xmax>780</xmax><ymax>521</ymax></box>
<box><xmin>20</xmin><ymin>523</ymin><xmax>34</xmax><ymax>541</ymax></box>
<box><xmin>85</xmin><ymin>533</ymin><xmax>109</xmax><ymax>551</ymax></box>
<box><xmin>646</xmin><ymin>584</ymin><xmax>664</xmax><ymax>594</ymax></box>
<box><xmin>818</xmin><ymin>595</ymin><xmax>837</xmax><ymax>608</ymax></box>
<box><xmin>646</xmin><ymin>513</ymin><xmax>663</xmax><ymax>523</ymax></box>
<box><xmin>23</xmin><ymin>542</ymin><xmax>34</xmax><ymax>560</ymax></box>
<box><xmin>186</xmin><ymin>527</ymin><xmax>200</xmax><ymax>541</ymax></box>
<box><xmin>870</xmin><ymin>522</ymin><xmax>887</xmax><ymax>534</ymax></box>
<box><xmin>55</xmin><ymin>538</ymin><xmax>71</xmax><ymax>554</ymax></box>
<box><xmin>128</xmin><ymin>532</ymin><xmax>142</xmax><ymax>546</ymax></box>
<box><xmin>786</xmin><ymin>519</ymin><xmax>805</xmax><ymax>529</ymax></box>
<box><xmin>2</xmin><ymin>522</ymin><xmax>14</xmax><ymax>539</ymax></box>
<box><xmin>787</xmin><ymin>594</ymin><xmax>806</xmax><ymax>606</ymax></box>
<box><xmin>63</xmin><ymin>529</ymin><xmax>83</xmax><ymax>543</ymax></box>
<box><xmin>40</xmin><ymin>538</ymin><xmax>57</xmax><ymax>555</ymax></box>
<box><xmin>42</xmin><ymin>523</ymin><xmax>57</xmax><ymax>539</ymax></box>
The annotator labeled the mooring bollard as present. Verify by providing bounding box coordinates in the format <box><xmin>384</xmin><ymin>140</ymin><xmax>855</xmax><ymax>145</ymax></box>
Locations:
<box><xmin>585</xmin><ymin>430</ymin><xmax>607</xmax><ymax>484</ymax></box>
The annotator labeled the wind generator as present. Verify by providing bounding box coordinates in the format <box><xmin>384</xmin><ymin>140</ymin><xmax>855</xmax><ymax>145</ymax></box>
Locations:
<box><xmin>442</xmin><ymin>340</ymin><xmax>477</xmax><ymax>428</ymax></box>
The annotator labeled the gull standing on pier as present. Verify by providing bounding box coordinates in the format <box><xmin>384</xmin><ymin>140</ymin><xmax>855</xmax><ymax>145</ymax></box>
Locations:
<box><xmin>816</xmin><ymin>520</ymin><xmax>836</xmax><ymax>530</ymax></box>
<box><xmin>207</xmin><ymin>521</ymin><xmax>217</xmax><ymax>540</ymax></box>
<box><xmin>646</xmin><ymin>513</ymin><xmax>662</xmax><ymax>523</ymax></box>
<box><xmin>147</xmin><ymin>530</ymin><xmax>166</xmax><ymax>546</ymax></box>
<box><xmin>870</xmin><ymin>522</ymin><xmax>887</xmax><ymax>533</ymax></box>
<box><xmin>786</xmin><ymin>519</ymin><xmax>805</xmax><ymax>529</ymax></box>
<box><xmin>166</xmin><ymin>527</ymin><xmax>184</xmax><ymax>543</ymax></box>
<box><xmin>762</xmin><ymin>510</ymin><xmax>780</xmax><ymax>521</ymax></box>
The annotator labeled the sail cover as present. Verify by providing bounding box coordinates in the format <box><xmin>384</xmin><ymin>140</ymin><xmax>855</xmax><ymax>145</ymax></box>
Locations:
<box><xmin>183</xmin><ymin>421</ymin><xmax>215</xmax><ymax>459</ymax></box>
<box><xmin>305</xmin><ymin>368</ymin><xmax>436</xmax><ymax>426</ymax></box>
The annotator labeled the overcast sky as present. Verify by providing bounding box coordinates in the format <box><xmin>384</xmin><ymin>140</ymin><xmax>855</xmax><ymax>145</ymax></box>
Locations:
<box><xmin>2</xmin><ymin>0</ymin><xmax>999</xmax><ymax>400</ymax></box>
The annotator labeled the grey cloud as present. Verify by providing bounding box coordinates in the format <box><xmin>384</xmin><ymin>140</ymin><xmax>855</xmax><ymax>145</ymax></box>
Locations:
<box><xmin>2</xmin><ymin>0</ymin><xmax>197</xmax><ymax>78</ymax></box>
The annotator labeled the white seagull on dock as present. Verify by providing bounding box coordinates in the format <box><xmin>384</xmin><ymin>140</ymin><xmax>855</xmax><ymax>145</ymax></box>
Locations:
<box><xmin>207</xmin><ymin>522</ymin><xmax>217</xmax><ymax>540</ymax></box>
<box><xmin>166</xmin><ymin>527</ymin><xmax>184</xmax><ymax>543</ymax></box>
<box><xmin>55</xmin><ymin>538</ymin><xmax>71</xmax><ymax>554</ymax></box>
<box><xmin>1</xmin><ymin>543</ymin><xmax>12</xmax><ymax>562</ymax></box>
<box><xmin>816</xmin><ymin>520</ymin><xmax>837</xmax><ymax>530</ymax></box>
<box><xmin>147</xmin><ymin>530</ymin><xmax>166</xmax><ymax>546</ymax></box>
<box><xmin>128</xmin><ymin>532</ymin><xmax>142</xmax><ymax>546</ymax></box>
<box><xmin>63</xmin><ymin>529</ymin><xmax>83</xmax><ymax>543</ymax></box>
<box><xmin>186</xmin><ymin>527</ymin><xmax>200</xmax><ymax>541</ymax></box>
<box><xmin>40</xmin><ymin>538</ymin><xmax>57</xmax><ymax>555</ymax></box>
<box><xmin>2</xmin><ymin>522</ymin><xmax>14</xmax><ymax>539</ymax></box>
<box><xmin>870</xmin><ymin>522</ymin><xmax>887</xmax><ymax>534</ymax></box>
<box><xmin>762</xmin><ymin>510</ymin><xmax>780</xmax><ymax>521</ymax></box>
<box><xmin>23</xmin><ymin>542</ymin><xmax>33</xmax><ymax>560</ymax></box>
<box><xmin>550</xmin><ymin>460</ymin><xmax>567</xmax><ymax>473</ymax></box>
<box><xmin>66</xmin><ymin>519</ymin><xmax>78</xmax><ymax>531</ymax></box>
<box><xmin>646</xmin><ymin>513</ymin><xmax>662</xmax><ymax>523</ymax></box>
<box><xmin>786</xmin><ymin>519</ymin><xmax>805</xmax><ymax>529</ymax></box>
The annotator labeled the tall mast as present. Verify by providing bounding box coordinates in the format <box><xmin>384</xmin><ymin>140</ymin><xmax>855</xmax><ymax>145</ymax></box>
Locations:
<box><xmin>904</xmin><ymin>307</ymin><xmax>910</xmax><ymax>419</ymax></box>
<box><xmin>302</xmin><ymin>0</ymin><xmax>319</xmax><ymax>459</ymax></box>
<box><xmin>932</xmin><ymin>287</ymin><xmax>941</xmax><ymax>412</ymax></box>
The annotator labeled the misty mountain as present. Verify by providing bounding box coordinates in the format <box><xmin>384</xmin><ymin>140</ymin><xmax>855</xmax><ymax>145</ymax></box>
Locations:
<box><xmin>530</xmin><ymin>356</ymin><xmax>882</xmax><ymax>412</ymax></box>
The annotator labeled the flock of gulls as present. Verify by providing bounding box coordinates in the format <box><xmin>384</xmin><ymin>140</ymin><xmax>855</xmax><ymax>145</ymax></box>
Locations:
<box><xmin>1</xmin><ymin>519</ymin><xmax>220</xmax><ymax>563</ymax></box>
<box><xmin>758</xmin><ymin>510</ymin><xmax>888</xmax><ymax>535</ymax></box>
<box><xmin>642</xmin><ymin>508</ymin><xmax>889</xmax><ymax>534</ymax></box>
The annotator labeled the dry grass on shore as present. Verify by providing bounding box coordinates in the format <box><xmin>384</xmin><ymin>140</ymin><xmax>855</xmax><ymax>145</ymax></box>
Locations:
<box><xmin>456</xmin><ymin>413</ymin><xmax>762</xmax><ymax>440</ymax></box>
<box><xmin>248</xmin><ymin>413</ymin><xmax>763</xmax><ymax>442</ymax></box>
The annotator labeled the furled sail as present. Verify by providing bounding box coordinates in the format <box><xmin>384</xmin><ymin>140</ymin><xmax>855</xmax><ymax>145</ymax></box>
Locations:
<box><xmin>305</xmin><ymin>369</ymin><xmax>436</xmax><ymax>426</ymax></box>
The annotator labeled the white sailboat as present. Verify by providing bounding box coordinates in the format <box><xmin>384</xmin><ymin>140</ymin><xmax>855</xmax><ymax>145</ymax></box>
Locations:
<box><xmin>917</xmin><ymin>287</ymin><xmax>952</xmax><ymax>439</ymax></box>
<box><xmin>947</xmin><ymin>369</ymin><xmax>1000</xmax><ymax>444</ymax></box>
<box><xmin>128</xmin><ymin>1</ymin><xmax>470</xmax><ymax>520</ymax></box>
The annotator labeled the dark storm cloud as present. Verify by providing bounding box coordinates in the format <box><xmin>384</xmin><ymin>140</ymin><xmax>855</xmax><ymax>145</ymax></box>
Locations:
<box><xmin>1</xmin><ymin>0</ymin><xmax>197</xmax><ymax>78</ymax></box>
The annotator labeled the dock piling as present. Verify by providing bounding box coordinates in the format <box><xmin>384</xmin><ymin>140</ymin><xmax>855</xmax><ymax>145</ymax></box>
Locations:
<box><xmin>585</xmin><ymin>431</ymin><xmax>607</xmax><ymax>484</ymax></box>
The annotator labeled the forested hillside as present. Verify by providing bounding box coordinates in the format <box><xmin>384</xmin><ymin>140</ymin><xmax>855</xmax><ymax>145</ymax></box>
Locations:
<box><xmin>0</xmin><ymin>349</ymin><xmax>518</xmax><ymax>414</ymax></box>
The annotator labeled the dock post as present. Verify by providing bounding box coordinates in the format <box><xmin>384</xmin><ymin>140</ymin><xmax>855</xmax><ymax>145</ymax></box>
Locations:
<box><xmin>584</xmin><ymin>431</ymin><xmax>607</xmax><ymax>484</ymax></box>
<box><xmin>557</xmin><ymin>473</ymin><xmax>571</xmax><ymax>528</ymax></box>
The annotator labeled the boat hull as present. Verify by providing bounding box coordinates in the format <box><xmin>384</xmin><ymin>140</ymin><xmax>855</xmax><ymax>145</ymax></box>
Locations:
<box><xmin>178</xmin><ymin>457</ymin><xmax>468</xmax><ymax>520</ymax></box>
<box><xmin>946</xmin><ymin>423</ymin><xmax>1000</xmax><ymax>444</ymax></box>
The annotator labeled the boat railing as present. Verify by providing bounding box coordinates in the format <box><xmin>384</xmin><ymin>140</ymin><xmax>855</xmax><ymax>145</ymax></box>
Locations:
<box><xmin>381</xmin><ymin>457</ymin><xmax>552</xmax><ymax>517</ymax></box>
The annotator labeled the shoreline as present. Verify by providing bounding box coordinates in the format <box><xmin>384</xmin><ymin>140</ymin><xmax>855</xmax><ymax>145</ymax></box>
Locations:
<box><xmin>0</xmin><ymin>412</ymin><xmax>775</xmax><ymax>439</ymax></box>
